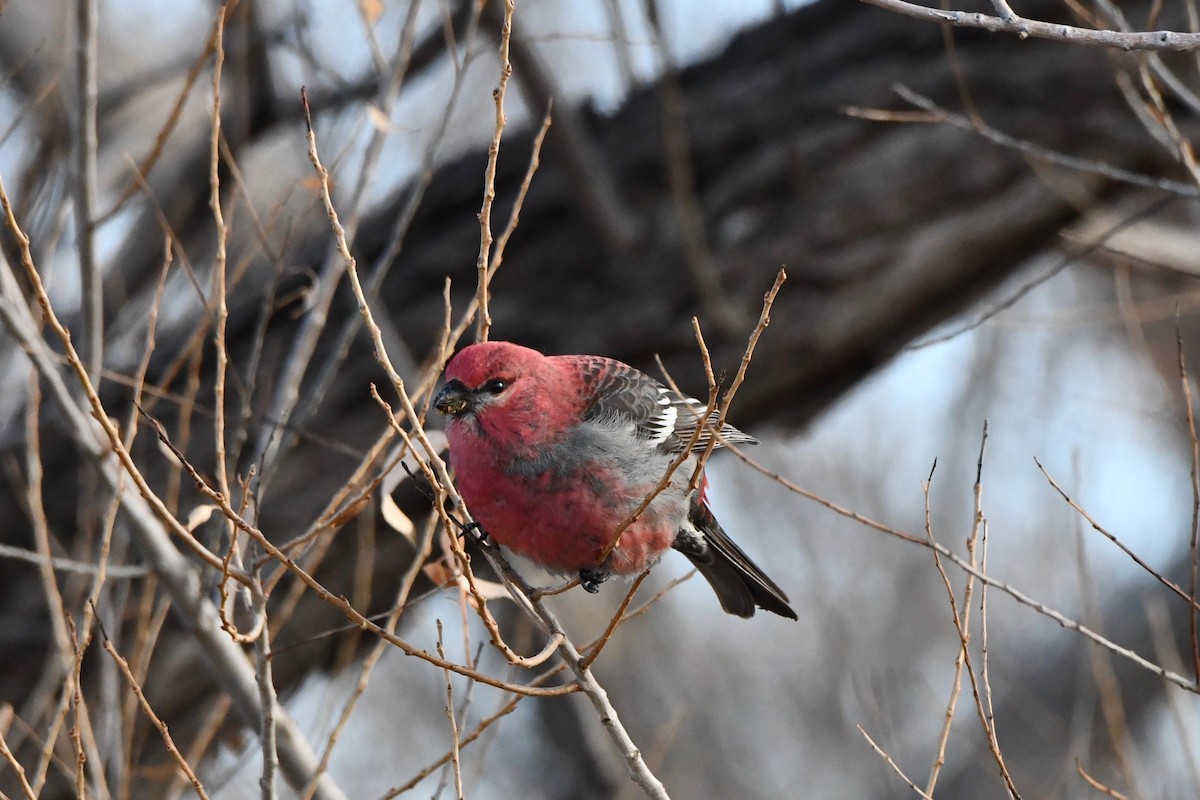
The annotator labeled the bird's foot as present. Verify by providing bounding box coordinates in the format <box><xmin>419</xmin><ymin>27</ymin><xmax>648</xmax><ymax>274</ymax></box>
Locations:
<box><xmin>579</xmin><ymin>568</ymin><xmax>609</xmax><ymax>594</ymax></box>
<box><xmin>461</xmin><ymin>521</ymin><xmax>494</xmax><ymax>548</ymax></box>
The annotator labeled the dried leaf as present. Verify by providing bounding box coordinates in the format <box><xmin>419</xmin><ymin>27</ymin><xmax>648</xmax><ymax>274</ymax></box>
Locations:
<box><xmin>464</xmin><ymin>577</ymin><xmax>510</xmax><ymax>602</ymax></box>
<box><xmin>185</xmin><ymin>504</ymin><xmax>219</xmax><ymax>532</ymax></box>
<box><xmin>358</xmin><ymin>0</ymin><xmax>383</xmax><ymax>25</ymax></box>
<box><xmin>366</xmin><ymin>104</ymin><xmax>393</xmax><ymax>133</ymax></box>
<box><xmin>327</xmin><ymin>493</ymin><xmax>370</xmax><ymax>528</ymax></box>
<box><xmin>381</xmin><ymin>493</ymin><xmax>415</xmax><ymax>538</ymax></box>
<box><xmin>423</xmin><ymin>559</ymin><xmax>457</xmax><ymax>587</ymax></box>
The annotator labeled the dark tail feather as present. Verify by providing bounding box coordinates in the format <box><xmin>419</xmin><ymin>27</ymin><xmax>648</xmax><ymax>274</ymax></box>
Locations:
<box><xmin>675</xmin><ymin>498</ymin><xmax>797</xmax><ymax>620</ymax></box>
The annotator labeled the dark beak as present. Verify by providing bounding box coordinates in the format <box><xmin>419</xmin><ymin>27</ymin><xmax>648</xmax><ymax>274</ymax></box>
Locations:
<box><xmin>434</xmin><ymin>379</ymin><xmax>471</xmax><ymax>415</ymax></box>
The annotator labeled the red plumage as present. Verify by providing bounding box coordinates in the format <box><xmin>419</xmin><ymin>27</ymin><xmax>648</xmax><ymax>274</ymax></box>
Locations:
<box><xmin>434</xmin><ymin>341</ymin><xmax>795</xmax><ymax>620</ymax></box>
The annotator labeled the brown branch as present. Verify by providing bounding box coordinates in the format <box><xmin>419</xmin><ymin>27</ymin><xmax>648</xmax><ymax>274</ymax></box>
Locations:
<box><xmin>475</xmin><ymin>0</ymin><xmax>514</xmax><ymax>343</ymax></box>
<box><xmin>0</xmin><ymin>705</ymin><xmax>37</xmax><ymax>800</ymax></box>
<box><xmin>1179</xmin><ymin>322</ymin><xmax>1200</xmax><ymax>682</ymax></box>
<box><xmin>579</xmin><ymin>570</ymin><xmax>650</xmax><ymax>670</ymax></box>
<box><xmin>1036</xmin><ymin>458</ymin><xmax>1200</xmax><ymax>610</ymax></box>
<box><xmin>925</xmin><ymin>423</ymin><xmax>1021</xmax><ymax>799</ymax></box>
<box><xmin>139</xmin><ymin>404</ymin><xmax>576</xmax><ymax>698</ymax></box>
<box><xmin>729</xmin><ymin>446</ymin><xmax>1200</xmax><ymax>692</ymax></box>
<box><xmin>435</xmin><ymin>621</ymin><xmax>465</xmax><ymax>800</ymax></box>
<box><xmin>856</xmin><ymin>724</ymin><xmax>933</xmax><ymax>799</ymax></box>
<box><xmin>100</xmin><ymin>632</ymin><xmax>210</xmax><ymax>800</ymax></box>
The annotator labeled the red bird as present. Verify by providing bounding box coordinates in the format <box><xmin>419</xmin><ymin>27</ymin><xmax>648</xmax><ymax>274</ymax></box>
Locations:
<box><xmin>433</xmin><ymin>341</ymin><xmax>796</xmax><ymax>620</ymax></box>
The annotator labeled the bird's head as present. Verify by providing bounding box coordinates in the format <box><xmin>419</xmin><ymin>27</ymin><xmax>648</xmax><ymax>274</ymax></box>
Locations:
<box><xmin>434</xmin><ymin>341</ymin><xmax>547</xmax><ymax>420</ymax></box>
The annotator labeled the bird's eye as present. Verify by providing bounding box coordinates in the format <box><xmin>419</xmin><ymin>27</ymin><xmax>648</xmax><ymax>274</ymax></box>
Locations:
<box><xmin>484</xmin><ymin>379</ymin><xmax>507</xmax><ymax>394</ymax></box>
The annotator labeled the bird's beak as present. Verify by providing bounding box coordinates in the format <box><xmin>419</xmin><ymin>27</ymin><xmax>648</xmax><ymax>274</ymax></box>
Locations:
<box><xmin>434</xmin><ymin>379</ymin><xmax>471</xmax><ymax>415</ymax></box>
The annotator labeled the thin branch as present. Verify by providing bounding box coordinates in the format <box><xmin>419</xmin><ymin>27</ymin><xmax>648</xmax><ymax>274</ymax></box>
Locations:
<box><xmin>728</xmin><ymin>445</ymin><xmax>1200</xmax><ymax>693</ymax></box>
<box><xmin>860</xmin><ymin>0</ymin><xmax>1200</xmax><ymax>50</ymax></box>
<box><xmin>435</xmin><ymin>621</ymin><xmax>465</xmax><ymax>800</ymax></box>
<box><xmin>490</xmin><ymin>0</ymin><xmax>638</xmax><ymax>253</ymax></box>
<box><xmin>1076</xmin><ymin>759</ymin><xmax>1133</xmax><ymax>800</ymax></box>
<box><xmin>646</xmin><ymin>1</ymin><xmax>743</xmax><ymax>333</ymax></box>
<box><xmin>579</xmin><ymin>570</ymin><xmax>650</xmax><ymax>670</ymax></box>
<box><xmin>857</xmin><ymin>724</ymin><xmax>934</xmax><ymax>800</ymax></box>
<box><xmin>1036</xmin><ymin>458</ymin><xmax>1200</xmax><ymax>611</ymax></box>
<box><xmin>0</xmin><ymin>178</ymin><xmax>349</xmax><ymax>800</ymax></box>
<box><xmin>139</xmin><ymin>404</ymin><xmax>576</xmax><ymax>698</ymax></box>
<box><xmin>253</xmin><ymin>583</ymin><xmax>278</xmax><ymax>800</ymax></box>
<box><xmin>209</xmin><ymin>4</ymin><xmax>252</xmax><ymax>646</ymax></box>
<box><xmin>887</xmin><ymin>84</ymin><xmax>1199</xmax><ymax>197</ymax></box>
<box><xmin>475</xmin><ymin>0</ymin><xmax>514</xmax><ymax>343</ymax></box>
<box><xmin>485</xmin><ymin>559</ymin><xmax>671</xmax><ymax>799</ymax></box>
<box><xmin>490</xmin><ymin>102</ymin><xmax>552</xmax><ymax>275</ymax></box>
<box><xmin>0</xmin><ymin>705</ymin><xmax>37</xmax><ymax>800</ymax></box>
<box><xmin>251</xmin><ymin>0</ymin><xmax>427</xmax><ymax>501</ymax></box>
<box><xmin>74</xmin><ymin>0</ymin><xmax>102</xmax><ymax>384</ymax></box>
<box><xmin>99</xmin><ymin>626</ymin><xmax>210</xmax><ymax>800</ymax></box>
<box><xmin>923</xmin><ymin>461</ymin><xmax>969</xmax><ymax>797</ymax></box>
<box><xmin>924</xmin><ymin>423</ymin><xmax>1020</xmax><ymax>799</ymax></box>
<box><xmin>1180</xmin><ymin>322</ymin><xmax>1200</xmax><ymax>682</ymax></box>
<box><xmin>0</xmin><ymin>543</ymin><xmax>147</xmax><ymax>577</ymax></box>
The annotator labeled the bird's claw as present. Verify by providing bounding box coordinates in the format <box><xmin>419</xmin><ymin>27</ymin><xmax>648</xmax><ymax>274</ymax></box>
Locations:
<box><xmin>579</xmin><ymin>568</ymin><xmax>609</xmax><ymax>594</ymax></box>
<box><xmin>461</xmin><ymin>521</ymin><xmax>494</xmax><ymax>548</ymax></box>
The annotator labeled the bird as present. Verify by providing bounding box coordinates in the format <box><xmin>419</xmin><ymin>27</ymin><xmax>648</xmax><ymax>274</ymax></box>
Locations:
<box><xmin>433</xmin><ymin>340</ymin><xmax>796</xmax><ymax>620</ymax></box>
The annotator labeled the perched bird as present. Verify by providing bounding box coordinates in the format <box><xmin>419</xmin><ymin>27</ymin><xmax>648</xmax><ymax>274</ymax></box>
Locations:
<box><xmin>433</xmin><ymin>341</ymin><xmax>796</xmax><ymax>620</ymax></box>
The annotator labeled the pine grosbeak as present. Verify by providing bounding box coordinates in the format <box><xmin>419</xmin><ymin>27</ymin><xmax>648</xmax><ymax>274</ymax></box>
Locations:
<box><xmin>433</xmin><ymin>341</ymin><xmax>796</xmax><ymax>620</ymax></box>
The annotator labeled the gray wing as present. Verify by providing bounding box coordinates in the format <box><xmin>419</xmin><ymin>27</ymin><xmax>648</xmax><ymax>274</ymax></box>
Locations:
<box><xmin>561</xmin><ymin>355</ymin><xmax>757</xmax><ymax>455</ymax></box>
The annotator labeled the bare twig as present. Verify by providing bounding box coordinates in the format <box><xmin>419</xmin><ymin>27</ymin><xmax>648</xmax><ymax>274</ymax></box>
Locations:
<box><xmin>99</xmin><ymin>626</ymin><xmax>210</xmax><ymax>800</ymax></box>
<box><xmin>728</xmin><ymin>446</ymin><xmax>1200</xmax><ymax>693</ymax></box>
<box><xmin>860</xmin><ymin>0</ymin><xmax>1200</xmax><ymax>50</ymax></box>
<box><xmin>490</xmin><ymin>102</ymin><xmax>552</xmax><ymax>275</ymax></box>
<box><xmin>579</xmin><ymin>570</ymin><xmax>650</xmax><ymax>670</ymax></box>
<box><xmin>689</xmin><ymin>269</ymin><xmax>786</xmax><ymax>492</ymax></box>
<box><xmin>475</xmin><ymin>0</ymin><xmax>515</xmax><ymax>343</ymax></box>
<box><xmin>0</xmin><ymin>176</ymin><xmax>349</xmax><ymax>800</ymax></box>
<box><xmin>857</xmin><ymin>724</ymin><xmax>934</xmax><ymax>799</ymax></box>
<box><xmin>436</xmin><ymin>621</ymin><xmax>465</xmax><ymax>800</ymax></box>
<box><xmin>208</xmin><ymin>4</ymin><xmax>252</xmax><ymax>647</ymax></box>
<box><xmin>923</xmin><ymin>461</ymin><xmax>969</xmax><ymax>796</ymax></box>
<box><xmin>924</xmin><ymin>423</ymin><xmax>1021</xmax><ymax>799</ymax></box>
<box><xmin>489</xmin><ymin>0</ymin><xmax>638</xmax><ymax>253</ymax></box>
<box><xmin>485</xmin><ymin>560</ymin><xmax>671</xmax><ymax>799</ymax></box>
<box><xmin>1076</xmin><ymin>759</ymin><xmax>1133</xmax><ymax>800</ymax></box>
<box><xmin>646</xmin><ymin>1</ymin><xmax>743</xmax><ymax>333</ymax></box>
<box><xmin>140</xmin><ymin>401</ymin><xmax>575</xmax><ymax>697</ymax></box>
<box><xmin>0</xmin><ymin>705</ymin><xmax>37</xmax><ymax>800</ymax></box>
<box><xmin>253</xmin><ymin>582</ymin><xmax>279</xmax><ymax>800</ymax></box>
<box><xmin>1180</xmin><ymin>324</ymin><xmax>1200</xmax><ymax>681</ymax></box>
<box><xmin>0</xmin><ymin>543</ymin><xmax>147</xmax><ymax>577</ymax></box>
<box><xmin>1037</xmin><ymin>458</ymin><xmax>1200</xmax><ymax>611</ymax></box>
<box><xmin>251</xmin><ymin>0</ymin><xmax>427</xmax><ymax>501</ymax></box>
<box><xmin>74</xmin><ymin>0</ymin><xmax>101</xmax><ymax>384</ymax></box>
<box><xmin>889</xmin><ymin>84</ymin><xmax>1198</xmax><ymax>197</ymax></box>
